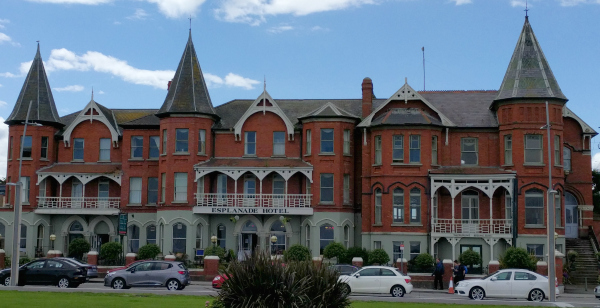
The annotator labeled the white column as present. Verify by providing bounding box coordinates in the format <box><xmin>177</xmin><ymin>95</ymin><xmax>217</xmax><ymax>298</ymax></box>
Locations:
<box><xmin>284</xmin><ymin>179</ymin><xmax>288</xmax><ymax>207</ymax></box>
<box><xmin>489</xmin><ymin>179</ymin><xmax>493</xmax><ymax>226</ymax></box>
<box><xmin>431</xmin><ymin>189</ymin><xmax>435</xmax><ymax>230</ymax></box>
<box><xmin>234</xmin><ymin>179</ymin><xmax>237</xmax><ymax>207</ymax></box>
<box><xmin>259</xmin><ymin>179</ymin><xmax>263</xmax><ymax>207</ymax></box>
<box><xmin>59</xmin><ymin>183</ymin><xmax>63</xmax><ymax>208</ymax></box>
<box><xmin>451</xmin><ymin>197</ymin><xmax>455</xmax><ymax>233</ymax></box>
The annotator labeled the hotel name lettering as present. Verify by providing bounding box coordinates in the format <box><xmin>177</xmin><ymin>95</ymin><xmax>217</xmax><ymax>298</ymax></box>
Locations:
<box><xmin>212</xmin><ymin>207</ymin><xmax>291</xmax><ymax>214</ymax></box>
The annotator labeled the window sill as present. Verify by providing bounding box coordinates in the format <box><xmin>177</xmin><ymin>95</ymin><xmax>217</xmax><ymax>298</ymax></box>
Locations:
<box><xmin>171</xmin><ymin>201</ymin><xmax>188</xmax><ymax>204</ymax></box>
<box><xmin>524</xmin><ymin>224</ymin><xmax>546</xmax><ymax>228</ymax></box>
<box><xmin>40</xmin><ymin>158</ymin><xmax>49</xmax><ymax>162</ymax></box>
<box><xmin>271</xmin><ymin>155</ymin><xmax>286</xmax><ymax>158</ymax></box>
<box><xmin>431</xmin><ymin>164</ymin><xmax>440</xmax><ymax>167</ymax></box>
<box><xmin>408</xmin><ymin>223</ymin><xmax>423</xmax><ymax>226</ymax></box>
<box><xmin>319</xmin><ymin>202</ymin><xmax>335</xmax><ymax>205</ymax></box>
<box><xmin>390</xmin><ymin>223</ymin><xmax>407</xmax><ymax>226</ymax></box>
<box><xmin>554</xmin><ymin>164</ymin><xmax>563</xmax><ymax>168</ymax></box>
<box><xmin>127</xmin><ymin>204</ymin><xmax>143</xmax><ymax>207</ymax></box>
<box><xmin>17</xmin><ymin>157</ymin><xmax>33</xmax><ymax>161</ymax></box>
<box><xmin>172</xmin><ymin>152</ymin><xmax>190</xmax><ymax>156</ymax></box>
<box><xmin>22</xmin><ymin>202</ymin><xmax>30</xmax><ymax>206</ymax></box>
<box><xmin>501</xmin><ymin>164</ymin><xmax>514</xmax><ymax>167</ymax></box>
<box><xmin>128</xmin><ymin>158</ymin><xmax>145</xmax><ymax>162</ymax></box>
<box><xmin>372</xmin><ymin>164</ymin><xmax>382</xmax><ymax>167</ymax></box>
<box><xmin>555</xmin><ymin>226</ymin><xmax>564</xmax><ymax>229</ymax></box>
<box><xmin>343</xmin><ymin>154</ymin><xmax>352</xmax><ymax>157</ymax></box>
<box><xmin>304</xmin><ymin>153</ymin><xmax>311</xmax><ymax>157</ymax></box>
<box><xmin>147</xmin><ymin>158</ymin><xmax>159</xmax><ymax>161</ymax></box>
<box><xmin>391</xmin><ymin>163</ymin><xmax>422</xmax><ymax>167</ymax></box>
<box><xmin>372</xmin><ymin>223</ymin><xmax>383</xmax><ymax>227</ymax></box>
<box><xmin>242</xmin><ymin>155</ymin><xmax>257</xmax><ymax>158</ymax></box>
<box><xmin>318</xmin><ymin>153</ymin><xmax>335</xmax><ymax>156</ymax></box>
<box><xmin>70</xmin><ymin>160</ymin><xmax>84</xmax><ymax>163</ymax></box>
<box><xmin>460</xmin><ymin>164</ymin><xmax>479</xmax><ymax>167</ymax></box>
<box><xmin>197</xmin><ymin>153</ymin><xmax>207</xmax><ymax>156</ymax></box>
<box><xmin>524</xmin><ymin>163</ymin><xmax>545</xmax><ymax>167</ymax></box>
<box><xmin>97</xmin><ymin>160</ymin><xmax>112</xmax><ymax>163</ymax></box>
<box><xmin>160</xmin><ymin>154</ymin><xmax>167</xmax><ymax>157</ymax></box>
<box><xmin>146</xmin><ymin>204</ymin><xmax>157</xmax><ymax>207</ymax></box>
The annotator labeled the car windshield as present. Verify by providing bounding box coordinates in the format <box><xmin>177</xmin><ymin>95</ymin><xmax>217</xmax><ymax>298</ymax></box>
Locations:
<box><xmin>391</xmin><ymin>268</ymin><xmax>403</xmax><ymax>276</ymax></box>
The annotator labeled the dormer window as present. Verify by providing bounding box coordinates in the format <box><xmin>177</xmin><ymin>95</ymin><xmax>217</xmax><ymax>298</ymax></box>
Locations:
<box><xmin>245</xmin><ymin>131</ymin><xmax>256</xmax><ymax>155</ymax></box>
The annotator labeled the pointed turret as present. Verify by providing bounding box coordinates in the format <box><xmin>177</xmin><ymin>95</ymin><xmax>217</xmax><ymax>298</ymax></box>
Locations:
<box><xmin>5</xmin><ymin>43</ymin><xmax>62</xmax><ymax>126</ymax></box>
<box><xmin>156</xmin><ymin>31</ymin><xmax>217</xmax><ymax>118</ymax></box>
<box><xmin>494</xmin><ymin>17</ymin><xmax>567</xmax><ymax>103</ymax></box>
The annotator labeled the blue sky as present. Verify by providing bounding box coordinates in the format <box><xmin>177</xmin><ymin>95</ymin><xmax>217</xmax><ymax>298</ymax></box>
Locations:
<box><xmin>1</xmin><ymin>0</ymin><xmax>600</xmax><ymax>177</ymax></box>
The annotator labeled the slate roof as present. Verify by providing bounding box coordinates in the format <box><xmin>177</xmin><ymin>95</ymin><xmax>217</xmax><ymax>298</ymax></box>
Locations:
<box><xmin>5</xmin><ymin>44</ymin><xmax>62</xmax><ymax>127</ymax></box>
<box><xmin>420</xmin><ymin>91</ymin><xmax>498</xmax><ymax>127</ymax></box>
<box><xmin>37</xmin><ymin>163</ymin><xmax>122</xmax><ymax>174</ymax></box>
<box><xmin>157</xmin><ymin>31</ymin><xmax>217</xmax><ymax>117</ymax></box>
<box><xmin>57</xmin><ymin>109</ymin><xmax>158</xmax><ymax>136</ymax></box>
<box><xmin>371</xmin><ymin>108</ymin><xmax>443</xmax><ymax>126</ymax></box>
<box><xmin>195</xmin><ymin>158</ymin><xmax>312</xmax><ymax>168</ymax></box>
<box><xmin>298</xmin><ymin>102</ymin><xmax>361</xmax><ymax>120</ymax></box>
<box><xmin>120</xmin><ymin>114</ymin><xmax>161</xmax><ymax>127</ymax></box>
<box><xmin>495</xmin><ymin>17</ymin><xmax>566</xmax><ymax>102</ymax></box>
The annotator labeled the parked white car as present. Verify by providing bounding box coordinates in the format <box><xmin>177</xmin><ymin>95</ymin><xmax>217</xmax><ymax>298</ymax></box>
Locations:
<box><xmin>338</xmin><ymin>266</ymin><xmax>413</xmax><ymax>297</ymax></box>
<box><xmin>455</xmin><ymin>269</ymin><xmax>559</xmax><ymax>302</ymax></box>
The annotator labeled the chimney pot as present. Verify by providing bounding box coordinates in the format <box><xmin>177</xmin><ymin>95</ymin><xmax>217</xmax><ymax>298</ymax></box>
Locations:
<box><xmin>362</xmin><ymin>77</ymin><xmax>373</xmax><ymax>118</ymax></box>
<box><xmin>167</xmin><ymin>80</ymin><xmax>172</xmax><ymax>91</ymax></box>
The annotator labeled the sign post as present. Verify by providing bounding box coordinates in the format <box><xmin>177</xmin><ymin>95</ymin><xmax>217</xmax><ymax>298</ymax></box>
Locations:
<box><xmin>119</xmin><ymin>213</ymin><xmax>127</xmax><ymax>262</ymax></box>
<box><xmin>400</xmin><ymin>244</ymin><xmax>405</xmax><ymax>273</ymax></box>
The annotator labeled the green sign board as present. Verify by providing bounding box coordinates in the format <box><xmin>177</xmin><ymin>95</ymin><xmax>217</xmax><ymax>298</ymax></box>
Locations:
<box><xmin>119</xmin><ymin>213</ymin><xmax>128</xmax><ymax>235</ymax></box>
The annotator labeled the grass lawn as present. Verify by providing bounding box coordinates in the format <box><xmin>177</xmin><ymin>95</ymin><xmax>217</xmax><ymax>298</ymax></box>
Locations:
<box><xmin>0</xmin><ymin>291</ymin><xmax>526</xmax><ymax>308</ymax></box>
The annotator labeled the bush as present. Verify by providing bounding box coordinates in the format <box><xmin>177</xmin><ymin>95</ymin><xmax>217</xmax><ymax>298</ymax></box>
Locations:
<box><xmin>499</xmin><ymin>247</ymin><xmax>536</xmax><ymax>271</ymax></box>
<box><xmin>136</xmin><ymin>244</ymin><xmax>161</xmax><ymax>260</ymax></box>
<box><xmin>368</xmin><ymin>249</ymin><xmax>390</xmax><ymax>265</ymax></box>
<box><xmin>225</xmin><ymin>249</ymin><xmax>237</xmax><ymax>263</ymax></box>
<box><xmin>459</xmin><ymin>249</ymin><xmax>482</xmax><ymax>267</ymax></box>
<box><xmin>323</xmin><ymin>242</ymin><xmax>346</xmax><ymax>262</ymax></box>
<box><xmin>216</xmin><ymin>252</ymin><xmax>350</xmax><ymax>308</ymax></box>
<box><xmin>19</xmin><ymin>257</ymin><xmax>32</xmax><ymax>266</ymax></box>
<box><xmin>100</xmin><ymin>241</ymin><xmax>122</xmax><ymax>262</ymax></box>
<box><xmin>204</xmin><ymin>246</ymin><xmax>226</xmax><ymax>260</ymax></box>
<box><xmin>340</xmin><ymin>247</ymin><xmax>369</xmax><ymax>265</ymax></box>
<box><xmin>413</xmin><ymin>253</ymin><xmax>435</xmax><ymax>272</ymax></box>
<box><xmin>284</xmin><ymin>244</ymin><xmax>311</xmax><ymax>262</ymax></box>
<box><xmin>68</xmin><ymin>238</ymin><xmax>91</xmax><ymax>259</ymax></box>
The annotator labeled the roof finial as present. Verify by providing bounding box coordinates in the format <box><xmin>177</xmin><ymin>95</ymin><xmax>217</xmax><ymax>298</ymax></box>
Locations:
<box><xmin>404</xmin><ymin>77</ymin><xmax>407</xmax><ymax>84</ymax></box>
<box><xmin>189</xmin><ymin>16</ymin><xmax>192</xmax><ymax>31</ymax></box>
<box><xmin>91</xmin><ymin>87</ymin><xmax>94</xmax><ymax>101</ymax></box>
<box><xmin>525</xmin><ymin>0</ymin><xmax>529</xmax><ymax>19</ymax></box>
<box><xmin>263</xmin><ymin>75</ymin><xmax>266</xmax><ymax>115</ymax></box>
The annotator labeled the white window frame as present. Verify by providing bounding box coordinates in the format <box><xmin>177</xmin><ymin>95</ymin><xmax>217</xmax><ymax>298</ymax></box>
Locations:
<box><xmin>195</xmin><ymin>224</ymin><xmax>203</xmax><ymax>249</ymax></box>
<box><xmin>461</xmin><ymin>137</ymin><xmax>478</xmax><ymax>165</ymax></box>
<box><xmin>273</xmin><ymin>131</ymin><xmax>285</xmax><ymax>156</ymax></box>
<box><xmin>305</xmin><ymin>129</ymin><xmax>311</xmax><ymax>155</ymax></box>
<box><xmin>374</xmin><ymin>188</ymin><xmax>382</xmax><ymax>224</ymax></box>
<box><xmin>175</xmin><ymin>128</ymin><xmax>189</xmax><ymax>153</ymax></box>
<box><xmin>131</xmin><ymin>136</ymin><xmax>143</xmax><ymax>159</ymax></box>
<box><xmin>99</xmin><ymin>138</ymin><xmax>111</xmax><ymax>161</ymax></box>
<box><xmin>147</xmin><ymin>177</ymin><xmax>158</xmax><ymax>205</ymax></box>
<box><xmin>245</xmin><ymin>131</ymin><xmax>256</xmax><ymax>156</ymax></box>
<box><xmin>73</xmin><ymin>138</ymin><xmax>84</xmax><ymax>161</ymax></box>
<box><xmin>41</xmin><ymin>136</ymin><xmax>48</xmax><ymax>159</ymax></box>
<box><xmin>343</xmin><ymin>129</ymin><xmax>351</xmax><ymax>155</ymax></box>
<box><xmin>161</xmin><ymin>173</ymin><xmax>166</xmax><ymax>203</ymax></box>
<box><xmin>149</xmin><ymin>136</ymin><xmax>160</xmax><ymax>159</ymax></box>
<box><xmin>393</xmin><ymin>188</ymin><xmax>404</xmax><ymax>223</ymax></box>
<box><xmin>22</xmin><ymin>135</ymin><xmax>32</xmax><ymax>158</ymax></box>
<box><xmin>524</xmin><ymin>134</ymin><xmax>543</xmax><ymax>164</ymax></box>
<box><xmin>320</xmin><ymin>129</ymin><xmax>334</xmax><ymax>154</ymax></box>
<box><xmin>21</xmin><ymin>176</ymin><xmax>30</xmax><ymax>203</ymax></box>
<box><xmin>410</xmin><ymin>188</ymin><xmax>421</xmax><ymax>223</ymax></box>
<box><xmin>563</xmin><ymin>146</ymin><xmax>571</xmax><ymax>172</ymax></box>
<box><xmin>432</xmin><ymin>135</ymin><xmax>438</xmax><ymax>165</ymax></box>
<box><xmin>554</xmin><ymin>135</ymin><xmax>561</xmax><ymax>166</ymax></box>
<box><xmin>162</xmin><ymin>129</ymin><xmax>167</xmax><ymax>155</ymax></box>
<box><xmin>174</xmin><ymin>173</ymin><xmax>188</xmax><ymax>202</ymax></box>
<box><xmin>129</xmin><ymin>177</ymin><xmax>142</xmax><ymax>204</ymax></box>
<box><xmin>525</xmin><ymin>189</ymin><xmax>544</xmax><ymax>226</ymax></box>
<box><xmin>343</xmin><ymin>174</ymin><xmax>350</xmax><ymax>204</ymax></box>
<box><xmin>374</xmin><ymin>135</ymin><xmax>382</xmax><ymax>165</ymax></box>
<box><xmin>320</xmin><ymin>173</ymin><xmax>334</xmax><ymax>203</ymax></box>
<box><xmin>409</xmin><ymin>135</ymin><xmax>420</xmax><ymax>163</ymax></box>
<box><xmin>393</xmin><ymin>135</ymin><xmax>403</xmax><ymax>162</ymax></box>
<box><xmin>198</xmin><ymin>129</ymin><xmax>206</xmax><ymax>154</ymax></box>
<box><xmin>504</xmin><ymin>135</ymin><xmax>512</xmax><ymax>165</ymax></box>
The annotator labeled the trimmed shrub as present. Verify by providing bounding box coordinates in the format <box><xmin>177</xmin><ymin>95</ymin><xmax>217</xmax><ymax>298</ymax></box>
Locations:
<box><xmin>340</xmin><ymin>247</ymin><xmax>369</xmax><ymax>265</ymax></box>
<box><xmin>100</xmin><ymin>241</ymin><xmax>122</xmax><ymax>262</ymax></box>
<box><xmin>499</xmin><ymin>247</ymin><xmax>536</xmax><ymax>271</ymax></box>
<box><xmin>137</xmin><ymin>244</ymin><xmax>161</xmax><ymax>260</ymax></box>
<box><xmin>204</xmin><ymin>246</ymin><xmax>226</xmax><ymax>260</ymax></box>
<box><xmin>413</xmin><ymin>253</ymin><xmax>435</xmax><ymax>272</ymax></box>
<box><xmin>368</xmin><ymin>249</ymin><xmax>390</xmax><ymax>265</ymax></box>
<box><xmin>284</xmin><ymin>244</ymin><xmax>311</xmax><ymax>262</ymax></box>
<box><xmin>19</xmin><ymin>257</ymin><xmax>32</xmax><ymax>266</ymax></box>
<box><xmin>323</xmin><ymin>242</ymin><xmax>346</xmax><ymax>262</ymax></box>
<box><xmin>215</xmin><ymin>252</ymin><xmax>350</xmax><ymax>308</ymax></box>
<box><xmin>459</xmin><ymin>249</ymin><xmax>482</xmax><ymax>267</ymax></box>
<box><xmin>68</xmin><ymin>238</ymin><xmax>91</xmax><ymax>259</ymax></box>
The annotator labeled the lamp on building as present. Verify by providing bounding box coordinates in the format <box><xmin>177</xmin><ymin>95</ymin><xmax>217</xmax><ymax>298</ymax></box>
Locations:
<box><xmin>50</xmin><ymin>234</ymin><xmax>56</xmax><ymax>250</ymax></box>
<box><xmin>211</xmin><ymin>235</ymin><xmax>217</xmax><ymax>248</ymax></box>
<box><xmin>270</xmin><ymin>235</ymin><xmax>278</xmax><ymax>256</ymax></box>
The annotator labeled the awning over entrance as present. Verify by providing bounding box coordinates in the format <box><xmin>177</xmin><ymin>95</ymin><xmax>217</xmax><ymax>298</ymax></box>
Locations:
<box><xmin>37</xmin><ymin>163</ymin><xmax>123</xmax><ymax>185</ymax></box>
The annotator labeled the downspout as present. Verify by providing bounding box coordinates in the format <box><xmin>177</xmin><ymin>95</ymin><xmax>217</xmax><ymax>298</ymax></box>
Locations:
<box><xmin>512</xmin><ymin>177</ymin><xmax>518</xmax><ymax>247</ymax></box>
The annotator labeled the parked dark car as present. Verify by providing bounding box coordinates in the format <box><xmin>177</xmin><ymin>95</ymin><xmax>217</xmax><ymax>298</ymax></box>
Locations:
<box><xmin>329</xmin><ymin>264</ymin><xmax>361</xmax><ymax>276</ymax></box>
<box><xmin>0</xmin><ymin>258</ymin><xmax>88</xmax><ymax>288</ymax></box>
<box><xmin>56</xmin><ymin>257</ymin><xmax>98</xmax><ymax>278</ymax></box>
<box><xmin>104</xmin><ymin>261</ymin><xmax>190</xmax><ymax>291</ymax></box>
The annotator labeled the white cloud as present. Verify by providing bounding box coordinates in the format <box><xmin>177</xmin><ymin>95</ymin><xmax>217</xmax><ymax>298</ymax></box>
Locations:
<box><xmin>558</xmin><ymin>0</ymin><xmax>600</xmax><ymax>5</ymax></box>
<box><xmin>215</xmin><ymin>0</ymin><xmax>377</xmax><ymax>25</ymax></box>
<box><xmin>0</xmin><ymin>72</ymin><xmax>18</xmax><ymax>78</ymax></box>
<box><xmin>267</xmin><ymin>25</ymin><xmax>294</xmax><ymax>33</ymax></box>
<box><xmin>0</xmin><ymin>100</ymin><xmax>7</xmax><ymax>107</ymax></box>
<box><xmin>0</xmin><ymin>33</ymin><xmax>11</xmax><ymax>43</ymax></box>
<box><xmin>0</xmin><ymin>19</ymin><xmax>8</xmax><ymax>29</ymax></box>
<box><xmin>0</xmin><ymin>84</ymin><xmax>3</xmax><ymax>87</ymax></box>
<box><xmin>311</xmin><ymin>26</ymin><xmax>329</xmax><ymax>32</ymax></box>
<box><xmin>114</xmin><ymin>21</ymin><xmax>122</xmax><ymax>25</ymax></box>
<box><xmin>0</xmin><ymin>117</ymin><xmax>7</xmax><ymax>178</ymax></box>
<box><xmin>143</xmin><ymin>0</ymin><xmax>207</xmax><ymax>18</ymax></box>
<box><xmin>127</xmin><ymin>8</ymin><xmax>149</xmax><ymax>20</ymax></box>
<box><xmin>593</xmin><ymin>153</ymin><xmax>600</xmax><ymax>170</ymax></box>
<box><xmin>98</xmin><ymin>90</ymin><xmax>105</xmax><ymax>94</ymax></box>
<box><xmin>204</xmin><ymin>73</ymin><xmax>260</xmax><ymax>90</ymax></box>
<box><xmin>510</xmin><ymin>0</ymin><xmax>526</xmax><ymax>7</ymax></box>
<box><xmin>450</xmin><ymin>0</ymin><xmax>472</xmax><ymax>5</ymax></box>
<box><xmin>54</xmin><ymin>85</ymin><xmax>85</xmax><ymax>92</ymax></box>
<box><xmin>27</xmin><ymin>0</ymin><xmax>113</xmax><ymax>4</ymax></box>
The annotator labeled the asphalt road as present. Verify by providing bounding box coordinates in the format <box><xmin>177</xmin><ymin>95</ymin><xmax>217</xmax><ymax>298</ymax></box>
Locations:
<box><xmin>1</xmin><ymin>280</ymin><xmax>599</xmax><ymax>307</ymax></box>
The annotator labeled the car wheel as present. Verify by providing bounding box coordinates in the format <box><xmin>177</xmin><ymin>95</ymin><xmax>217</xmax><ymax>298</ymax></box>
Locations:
<box><xmin>528</xmin><ymin>289</ymin><xmax>545</xmax><ymax>302</ymax></box>
<box><xmin>341</xmin><ymin>284</ymin><xmax>351</xmax><ymax>296</ymax></box>
<box><xmin>391</xmin><ymin>285</ymin><xmax>405</xmax><ymax>298</ymax></box>
<box><xmin>57</xmin><ymin>277</ymin><xmax>70</xmax><ymax>289</ymax></box>
<box><xmin>178</xmin><ymin>285</ymin><xmax>186</xmax><ymax>290</ymax></box>
<box><xmin>469</xmin><ymin>287</ymin><xmax>485</xmax><ymax>300</ymax></box>
<box><xmin>166</xmin><ymin>279</ymin><xmax>181</xmax><ymax>291</ymax></box>
<box><xmin>3</xmin><ymin>276</ymin><xmax>10</xmax><ymax>286</ymax></box>
<box><xmin>111</xmin><ymin>278</ymin><xmax>126</xmax><ymax>290</ymax></box>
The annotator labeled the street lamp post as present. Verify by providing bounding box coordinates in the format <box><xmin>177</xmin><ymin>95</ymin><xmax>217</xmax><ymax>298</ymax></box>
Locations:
<box><xmin>50</xmin><ymin>234</ymin><xmax>56</xmax><ymax>251</ymax></box>
<box><xmin>543</xmin><ymin>101</ymin><xmax>556</xmax><ymax>302</ymax></box>
<box><xmin>270</xmin><ymin>235</ymin><xmax>277</xmax><ymax>256</ymax></box>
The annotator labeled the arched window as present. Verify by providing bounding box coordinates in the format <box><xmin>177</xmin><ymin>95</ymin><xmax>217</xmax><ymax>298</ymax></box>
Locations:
<box><xmin>0</xmin><ymin>222</ymin><xmax>5</xmax><ymax>249</ymax></box>
<box><xmin>128</xmin><ymin>225</ymin><xmax>140</xmax><ymax>253</ymax></box>
<box><xmin>172</xmin><ymin>223</ymin><xmax>187</xmax><ymax>254</ymax></box>
<box><xmin>20</xmin><ymin>224</ymin><xmax>27</xmax><ymax>253</ymax></box>
<box><xmin>374</xmin><ymin>189</ymin><xmax>382</xmax><ymax>224</ymax></box>
<box><xmin>555</xmin><ymin>191</ymin><xmax>562</xmax><ymax>227</ymax></box>
<box><xmin>195</xmin><ymin>224</ymin><xmax>203</xmax><ymax>249</ymax></box>
<box><xmin>565</xmin><ymin>192</ymin><xmax>579</xmax><ymax>227</ymax></box>
<box><xmin>146</xmin><ymin>225</ymin><xmax>156</xmax><ymax>245</ymax></box>
<box><xmin>393</xmin><ymin>188</ymin><xmax>404</xmax><ymax>223</ymax></box>
<box><xmin>305</xmin><ymin>224</ymin><xmax>311</xmax><ymax>248</ymax></box>
<box><xmin>563</xmin><ymin>147</ymin><xmax>571</xmax><ymax>172</ymax></box>
<box><xmin>159</xmin><ymin>223</ymin><xmax>165</xmax><ymax>252</ymax></box>
<box><xmin>525</xmin><ymin>189</ymin><xmax>544</xmax><ymax>226</ymax></box>
<box><xmin>319</xmin><ymin>224</ymin><xmax>334</xmax><ymax>254</ymax></box>
<box><xmin>343</xmin><ymin>225</ymin><xmax>350</xmax><ymax>249</ymax></box>
<box><xmin>270</xmin><ymin>221</ymin><xmax>286</xmax><ymax>255</ymax></box>
<box><xmin>410</xmin><ymin>188</ymin><xmax>421</xmax><ymax>223</ymax></box>
<box><xmin>36</xmin><ymin>225</ymin><xmax>44</xmax><ymax>257</ymax></box>
<box><xmin>68</xmin><ymin>221</ymin><xmax>84</xmax><ymax>244</ymax></box>
<box><xmin>217</xmin><ymin>224</ymin><xmax>226</xmax><ymax>249</ymax></box>
<box><xmin>242</xmin><ymin>221</ymin><xmax>257</xmax><ymax>232</ymax></box>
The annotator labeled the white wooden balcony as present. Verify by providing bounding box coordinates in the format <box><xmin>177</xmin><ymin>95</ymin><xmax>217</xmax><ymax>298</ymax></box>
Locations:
<box><xmin>194</xmin><ymin>193</ymin><xmax>313</xmax><ymax>215</ymax></box>
<box><xmin>35</xmin><ymin>197</ymin><xmax>120</xmax><ymax>215</ymax></box>
<box><xmin>432</xmin><ymin>218</ymin><xmax>512</xmax><ymax>236</ymax></box>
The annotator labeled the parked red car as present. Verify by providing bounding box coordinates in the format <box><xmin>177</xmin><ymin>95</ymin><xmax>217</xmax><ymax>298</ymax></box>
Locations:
<box><xmin>212</xmin><ymin>274</ymin><xmax>229</xmax><ymax>289</ymax></box>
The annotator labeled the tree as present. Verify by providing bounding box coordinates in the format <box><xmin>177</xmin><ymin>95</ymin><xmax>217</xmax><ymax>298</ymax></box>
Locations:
<box><xmin>593</xmin><ymin>170</ymin><xmax>600</xmax><ymax>214</ymax></box>
<box><xmin>499</xmin><ymin>247</ymin><xmax>537</xmax><ymax>271</ymax></box>
<box><xmin>323</xmin><ymin>242</ymin><xmax>346</xmax><ymax>262</ymax></box>
<box><xmin>100</xmin><ymin>242</ymin><xmax>123</xmax><ymax>263</ymax></box>
<box><xmin>368</xmin><ymin>249</ymin><xmax>390</xmax><ymax>265</ymax></box>
<box><xmin>459</xmin><ymin>249</ymin><xmax>482</xmax><ymax>267</ymax></box>
<box><xmin>137</xmin><ymin>244</ymin><xmax>161</xmax><ymax>260</ymax></box>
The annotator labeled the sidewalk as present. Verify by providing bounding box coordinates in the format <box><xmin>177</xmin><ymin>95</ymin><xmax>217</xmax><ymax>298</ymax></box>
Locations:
<box><xmin>409</xmin><ymin>287</ymin><xmax>596</xmax><ymax>299</ymax></box>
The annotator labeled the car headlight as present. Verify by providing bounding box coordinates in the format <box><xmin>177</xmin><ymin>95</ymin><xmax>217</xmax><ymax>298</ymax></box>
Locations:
<box><xmin>214</xmin><ymin>276</ymin><xmax>221</xmax><ymax>281</ymax></box>
<box><xmin>458</xmin><ymin>281</ymin><xmax>470</xmax><ymax>287</ymax></box>
<box><xmin>106</xmin><ymin>272</ymin><xmax>115</xmax><ymax>277</ymax></box>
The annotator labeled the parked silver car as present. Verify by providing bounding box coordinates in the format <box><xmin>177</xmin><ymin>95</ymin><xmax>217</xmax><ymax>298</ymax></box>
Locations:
<box><xmin>57</xmin><ymin>257</ymin><xmax>98</xmax><ymax>278</ymax></box>
<box><xmin>104</xmin><ymin>261</ymin><xmax>190</xmax><ymax>291</ymax></box>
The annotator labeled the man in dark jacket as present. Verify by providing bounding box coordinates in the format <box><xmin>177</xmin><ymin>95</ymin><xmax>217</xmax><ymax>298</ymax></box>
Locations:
<box><xmin>453</xmin><ymin>260</ymin><xmax>465</xmax><ymax>285</ymax></box>
<box><xmin>432</xmin><ymin>258</ymin><xmax>444</xmax><ymax>290</ymax></box>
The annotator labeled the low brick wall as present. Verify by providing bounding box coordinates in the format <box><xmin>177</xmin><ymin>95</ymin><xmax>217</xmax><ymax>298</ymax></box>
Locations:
<box><xmin>408</xmin><ymin>273</ymin><xmax>485</xmax><ymax>289</ymax></box>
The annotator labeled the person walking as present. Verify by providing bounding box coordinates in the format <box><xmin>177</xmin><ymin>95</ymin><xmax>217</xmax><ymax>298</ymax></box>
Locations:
<box><xmin>432</xmin><ymin>258</ymin><xmax>444</xmax><ymax>290</ymax></box>
<box><xmin>453</xmin><ymin>260</ymin><xmax>465</xmax><ymax>285</ymax></box>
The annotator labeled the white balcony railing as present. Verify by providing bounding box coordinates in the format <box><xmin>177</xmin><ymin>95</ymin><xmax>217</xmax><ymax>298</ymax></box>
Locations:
<box><xmin>195</xmin><ymin>193</ymin><xmax>312</xmax><ymax>208</ymax></box>
<box><xmin>37</xmin><ymin>197</ymin><xmax>121</xmax><ymax>209</ymax></box>
<box><xmin>432</xmin><ymin>218</ymin><xmax>512</xmax><ymax>235</ymax></box>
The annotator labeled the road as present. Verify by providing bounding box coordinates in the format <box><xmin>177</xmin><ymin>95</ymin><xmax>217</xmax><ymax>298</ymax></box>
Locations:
<box><xmin>1</xmin><ymin>280</ymin><xmax>599</xmax><ymax>307</ymax></box>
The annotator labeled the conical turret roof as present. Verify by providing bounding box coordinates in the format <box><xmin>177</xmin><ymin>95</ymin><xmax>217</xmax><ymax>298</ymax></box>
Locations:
<box><xmin>495</xmin><ymin>17</ymin><xmax>567</xmax><ymax>102</ymax></box>
<box><xmin>5</xmin><ymin>43</ymin><xmax>63</xmax><ymax>126</ymax></box>
<box><xmin>157</xmin><ymin>31</ymin><xmax>217</xmax><ymax>118</ymax></box>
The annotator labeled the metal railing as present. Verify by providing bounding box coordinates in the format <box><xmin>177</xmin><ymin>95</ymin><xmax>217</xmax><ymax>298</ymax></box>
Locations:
<box><xmin>37</xmin><ymin>197</ymin><xmax>120</xmax><ymax>209</ymax></box>
<box><xmin>432</xmin><ymin>218</ymin><xmax>512</xmax><ymax>235</ymax></box>
<box><xmin>195</xmin><ymin>193</ymin><xmax>312</xmax><ymax>208</ymax></box>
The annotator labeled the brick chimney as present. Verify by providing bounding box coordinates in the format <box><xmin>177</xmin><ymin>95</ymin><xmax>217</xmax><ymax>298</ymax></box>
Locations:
<box><xmin>167</xmin><ymin>80</ymin><xmax>172</xmax><ymax>90</ymax></box>
<box><xmin>362</xmin><ymin>77</ymin><xmax>373</xmax><ymax>118</ymax></box>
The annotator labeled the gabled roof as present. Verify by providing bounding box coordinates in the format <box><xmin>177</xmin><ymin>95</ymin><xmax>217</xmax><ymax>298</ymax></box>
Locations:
<box><xmin>495</xmin><ymin>17</ymin><xmax>567</xmax><ymax>102</ymax></box>
<box><xmin>563</xmin><ymin>106</ymin><xmax>597</xmax><ymax>135</ymax></box>
<box><xmin>298</xmin><ymin>102</ymin><xmax>360</xmax><ymax>121</ymax></box>
<box><xmin>61</xmin><ymin>98</ymin><xmax>121</xmax><ymax>146</ymax></box>
<box><xmin>156</xmin><ymin>31</ymin><xmax>217</xmax><ymax>118</ymax></box>
<box><xmin>232</xmin><ymin>89</ymin><xmax>295</xmax><ymax>140</ymax></box>
<box><xmin>358</xmin><ymin>81</ymin><xmax>456</xmax><ymax>128</ymax></box>
<box><xmin>371</xmin><ymin>108</ymin><xmax>443</xmax><ymax>127</ymax></box>
<box><xmin>5</xmin><ymin>44</ymin><xmax>62</xmax><ymax>127</ymax></box>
